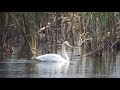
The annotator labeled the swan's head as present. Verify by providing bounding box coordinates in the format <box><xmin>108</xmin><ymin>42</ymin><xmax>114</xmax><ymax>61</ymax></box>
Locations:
<box><xmin>32</xmin><ymin>48</ymin><xmax>38</xmax><ymax>52</ymax></box>
<box><xmin>63</xmin><ymin>41</ymin><xmax>72</xmax><ymax>48</ymax></box>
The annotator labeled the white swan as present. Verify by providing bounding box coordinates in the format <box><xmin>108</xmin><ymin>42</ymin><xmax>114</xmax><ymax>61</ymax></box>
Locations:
<box><xmin>32</xmin><ymin>41</ymin><xmax>72</xmax><ymax>62</ymax></box>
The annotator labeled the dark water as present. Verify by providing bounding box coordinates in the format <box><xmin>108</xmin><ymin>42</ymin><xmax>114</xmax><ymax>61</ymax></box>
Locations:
<box><xmin>0</xmin><ymin>48</ymin><xmax>120</xmax><ymax>78</ymax></box>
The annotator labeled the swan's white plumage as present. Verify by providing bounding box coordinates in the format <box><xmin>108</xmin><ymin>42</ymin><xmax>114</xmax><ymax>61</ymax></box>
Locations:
<box><xmin>34</xmin><ymin>41</ymin><xmax>71</xmax><ymax>62</ymax></box>
<box><xmin>35</xmin><ymin>54</ymin><xmax>67</xmax><ymax>62</ymax></box>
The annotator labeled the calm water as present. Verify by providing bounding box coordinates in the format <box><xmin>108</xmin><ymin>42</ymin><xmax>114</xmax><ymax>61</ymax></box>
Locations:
<box><xmin>0</xmin><ymin>48</ymin><xmax>120</xmax><ymax>78</ymax></box>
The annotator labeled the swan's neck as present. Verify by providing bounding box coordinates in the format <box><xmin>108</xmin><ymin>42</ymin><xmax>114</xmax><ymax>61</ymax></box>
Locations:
<box><xmin>61</xmin><ymin>44</ymin><xmax>69</xmax><ymax>61</ymax></box>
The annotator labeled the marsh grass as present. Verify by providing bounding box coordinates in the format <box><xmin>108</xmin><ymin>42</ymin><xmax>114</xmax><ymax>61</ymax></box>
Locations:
<box><xmin>0</xmin><ymin>12</ymin><xmax>120</xmax><ymax>59</ymax></box>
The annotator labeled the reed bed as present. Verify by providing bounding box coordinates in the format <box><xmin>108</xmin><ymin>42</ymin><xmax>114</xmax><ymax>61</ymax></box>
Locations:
<box><xmin>0</xmin><ymin>12</ymin><xmax>120</xmax><ymax>59</ymax></box>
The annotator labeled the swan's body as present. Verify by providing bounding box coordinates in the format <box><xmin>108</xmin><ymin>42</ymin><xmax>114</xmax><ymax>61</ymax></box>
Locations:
<box><xmin>35</xmin><ymin>54</ymin><xmax>67</xmax><ymax>62</ymax></box>
<box><xmin>33</xmin><ymin>41</ymin><xmax>71</xmax><ymax>62</ymax></box>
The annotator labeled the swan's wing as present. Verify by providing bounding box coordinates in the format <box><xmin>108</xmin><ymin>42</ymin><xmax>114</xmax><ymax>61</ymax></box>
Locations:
<box><xmin>35</xmin><ymin>54</ymin><xmax>66</xmax><ymax>62</ymax></box>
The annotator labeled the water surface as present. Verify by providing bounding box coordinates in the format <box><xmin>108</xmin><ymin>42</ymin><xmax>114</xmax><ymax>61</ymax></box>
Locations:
<box><xmin>0</xmin><ymin>48</ymin><xmax>120</xmax><ymax>78</ymax></box>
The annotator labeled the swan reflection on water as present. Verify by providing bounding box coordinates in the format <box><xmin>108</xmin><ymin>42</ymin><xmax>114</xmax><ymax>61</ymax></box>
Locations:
<box><xmin>35</xmin><ymin>61</ymin><xmax>69</xmax><ymax>78</ymax></box>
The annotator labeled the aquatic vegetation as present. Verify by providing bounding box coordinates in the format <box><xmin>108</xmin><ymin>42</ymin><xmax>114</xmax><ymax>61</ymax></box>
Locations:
<box><xmin>0</xmin><ymin>12</ymin><xmax>120</xmax><ymax>59</ymax></box>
